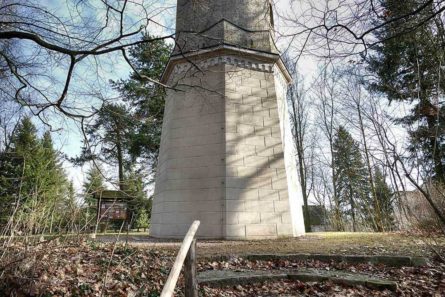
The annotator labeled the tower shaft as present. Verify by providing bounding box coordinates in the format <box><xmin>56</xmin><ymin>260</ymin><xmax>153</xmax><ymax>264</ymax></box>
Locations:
<box><xmin>150</xmin><ymin>0</ymin><xmax>305</xmax><ymax>239</ymax></box>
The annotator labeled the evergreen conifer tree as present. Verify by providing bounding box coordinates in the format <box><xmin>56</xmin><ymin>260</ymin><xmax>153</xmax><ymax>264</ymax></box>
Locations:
<box><xmin>373</xmin><ymin>167</ymin><xmax>394</xmax><ymax>230</ymax></box>
<box><xmin>82</xmin><ymin>166</ymin><xmax>105</xmax><ymax>228</ymax></box>
<box><xmin>368</xmin><ymin>0</ymin><xmax>445</xmax><ymax>182</ymax></box>
<box><xmin>333</xmin><ymin>126</ymin><xmax>370</xmax><ymax>231</ymax></box>
<box><xmin>0</xmin><ymin>117</ymin><xmax>68</xmax><ymax>233</ymax></box>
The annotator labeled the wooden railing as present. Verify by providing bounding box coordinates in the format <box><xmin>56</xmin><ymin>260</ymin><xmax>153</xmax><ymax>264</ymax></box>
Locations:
<box><xmin>160</xmin><ymin>220</ymin><xmax>200</xmax><ymax>297</ymax></box>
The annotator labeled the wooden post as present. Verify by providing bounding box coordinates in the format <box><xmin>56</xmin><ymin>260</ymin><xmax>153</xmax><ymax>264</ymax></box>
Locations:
<box><xmin>160</xmin><ymin>220</ymin><xmax>200</xmax><ymax>297</ymax></box>
<box><xmin>184</xmin><ymin>238</ymin><xmax>198</xmax><ymax>297</ymax></box>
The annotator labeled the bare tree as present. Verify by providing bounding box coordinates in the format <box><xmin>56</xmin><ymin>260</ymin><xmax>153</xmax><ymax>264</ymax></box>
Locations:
<box><xmin>277</xmin><ymin>0</ymin><xmax>445</xmax><ymax>59</ymax></box>
<box><xmin>287</xmin><ymin>62</ymin><xmax>313</xmax><ymax>232</ymax></box>
<box><xmin>0</xmin><ymin>0</ymin><xmax>175</xmax><ymax>123</ymax></box>
<box><xmin>312</xmin><ymin>65</ymin><xmax>344</xmax><ymax>230</ymax></box>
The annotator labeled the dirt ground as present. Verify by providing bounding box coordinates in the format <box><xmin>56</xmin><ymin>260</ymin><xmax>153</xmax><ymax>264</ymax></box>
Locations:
<box><xmin>1</xmin><ymin>232</ymin><xmax>444</xmax><ymax>296</ymax></box>
<box><xmin>98</xmin><ymin>232</ymin><xmax>445</xmax><ymax>259</ymax></box>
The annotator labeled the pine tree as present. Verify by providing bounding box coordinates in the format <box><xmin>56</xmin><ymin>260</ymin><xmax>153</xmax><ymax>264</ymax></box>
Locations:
<box><xmin>82</xmin><ymin>166</ymin><xmax>105</xmax><ymax>227</ymax></box>
<box><xmin>75</xmin><ymin>34</ymin><xmax>171</xmax><ymax>191</ymax></box>
<box><xmin>38</xmin><ymin>131</ymin><xmax>68</xmax><ymax>233</ymax></box>
<box><xmin>124</xmin><ymin>170</ymin><xmax>151</xmax><ymax>229</ymax></box>
<box><xmin>368</xmin><ymin>0</ymin><xmax>445</xmax><ymax>182</ymax></box>
<box><xmin>0</xmin><ymin>117</ymin><xmax>68</xmax><ymax>233</ymax></box>
<box><xmin>333</xmin><ymin>126</ymin><xmax>370</xmax><ymax>231</ymax></box>
<box><xmin>111</xmin><ymin>33</ymin><xmax>171</xmax><ymax>171</ymax></box>
<box><xmin>78</xmin><ymin>103</ymin><xmax>134</xmax><ymax>189</ymax></box>
<box><xmin>135</xmin><ymin>208</ymin><xmax>149</xmax><ymax>232</ymax></box>
<box><xmin>373</xmin><ymin>167</ymin><xmax>394</xmax><ymax>230</ymax></box>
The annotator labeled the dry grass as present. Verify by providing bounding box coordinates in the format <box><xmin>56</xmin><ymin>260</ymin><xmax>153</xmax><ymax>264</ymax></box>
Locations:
<box><xmin>113</xmin><ymin>232</ymin><xmax>445</xmax><ymax>258</ymax></box>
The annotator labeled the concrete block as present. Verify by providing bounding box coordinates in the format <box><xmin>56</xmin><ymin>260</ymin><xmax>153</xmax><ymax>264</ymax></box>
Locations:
<box><xmin>225</xmin><ymin>92</ymin><xmax>243</xmax><ymax>100</ymax></box>
<box><xmin>150</xmin><ymin>224</ymin><xmax>161</xmax><ymax>236</ymax></box>
<box><xmin>226</xmin><ymin>225</ymin><xmax>246</xmax><ymax>238</ymax></box>
<box><xmin>226</xmin><ymin>200</ymin><xmax>245</xmax><ymax>212</ymax></box>
<box><xmin>238</xmin><ymin>212</ymin><xmax>261</xmax><ymax>224</ymax></box>
<box><xmin>243</xmin><ymin>95</ymin><xmax>261</xmax><ymax>106</ymax></box>
<box><xmin>257</xmin><ymin>168</ymin><xmax>279</xmax><ymax>179</ymax></box>
<box><xmin>198</xmin><ymin>224</ymin><xmax>223</xmax><ymax>238</ymax></box>
<box><xmin>226</xmin><ymin>166</ymin><xmax>238</xmax><ymax>177</ymax></box>
<box><xmin>245</xmin><ymin>200</ymin><xmax>274</xmax><ymax>211</ymax></box>
<box><xmin>226</xmin><ymin>154</ymin><xmax>244</xmax><ymax>166</ymax></box>
<box><xmin>244</xmin><ymin>155</ymin><xmax>269</xmax><ymax>167</ymax></box>
<box><xmin>260</xmin><ymin>79</ymin><xmax>273</xmax><ymax>88</ymax></box>
<box><xmin>236</xmin><ymin>85</ymin><xmax>252</xmax><ymax>95</ymax></box>
<box><xmin>244</xmin><ymin>135</ymin><xmax>265</xmax><ymax>146</ymax></box>
<box><xmin>272</xmin><ymin>177</ymin><xmax>288</xmax><ymax>190</ymax></box>
<box><xmin>267</xmin><ymin>87</ymin><xmax>276</xmax><ymax>97</ymax></box>
<box><xmin>161</xmin><ymin>212</ymin><xmax>196</xmax><ymax>225</ymax></box>
<box><xmin>237</xmin><ymin>105</ymin><xmax>253</xmax><ymax>115</ymax></box>
<box><xmin>236</xmin><ymin>166</ymin><xmax>259</xmax><ymax>177</ymax></box>
<box><xmin>269</xmin><ymin>108</ymin><xmax>279</xmax><ymax>119</ymax></box>
<box><xmin>246</xmin><ymin>224</ymin><xmax>277</xmax><ymax>237</ymax></box>
<box><xmin>281</xmin><ymin>212</ymin><xmax>293</xmax><ymax>224</ymax></box>
<box><xmin>264</xmin><ymin>136</ymin><xmax>282</xmax><ymax>147</ymax></box>
<box><xmin>251</xmin><ymin>88</ymin><xmax>268</xmax><ymax>98</ymax></box>
<box><xmin>254</xmin><ymin>125</ymin><xmax>272</xmax><ymax>136</ymax></box>
<box><xmin>241</xmin><ymin>114</ymin><xmax>264</xmax><ymax>126</ymax></box>
<box><xmin>261</xmin><ymin>98</ymin><xmax>277</xmax><ymax>108</ymax></box>
<box><xmin>226</xmin><ymin>122</ymin><xmax>237</xmax><ymax>133</ymax></box>
<box><xmin>263</xmin><ymin>117</ymin><xmax>280</xmax><ymax>127</ymax></box>
<box><xmin>226</xmin><ymin>111</ymin><xmax>242</xmax><ymax>124</ymax></box>
<box><xmin>226</xmin><ymin>177</ymin><xmax>272</xmax><ymax>189</ymax></box>
<box><xmin>274</xmin><ymin>200</ymin><xmax>290</xmax><ymax>212</ymax></box>
<box><xmin>277</xmin><ymin>224</ymin><xmax>293</xmax><ymax>236</ymax></box>
<box><xmin>278</xmin><ymin>190</ymin><xmax>289</xmax><ymax>201</ymax></box>
<box><xmin>225</xmin><ymin>212</ymin><xmax>239</xmax><ymax>225</ymax></box>
<box><xmin>269</xmin><ymin>157</ymin><xmax>285</xmax><ymax>169</ymax></box>
<box><xmin>273</xmin><ymin>144</ymin><xmax>283</xmax><ymax>155</ymax></box>
<box><xmin>258</xmin><ymin>189</ymin><xmax>279</xmax><ymax>200</ymax></box>
<box><xmin>260</xmin><ymin>212</ymin><xmax>282</xmax><ymax>224</ymax></box>
<box><xmin>237</xmin><ymin>124</ymin><xmax>255</xmax><ymax>135</ymax></box>
<box><xmin>227</xmin><ymin>188</ymin><xmax>259</xmax><ymax>200</ymax></box>
<box><xmin>225</xmin><ymin>132</ymin><xmax>240</xmax><ymax>142</ymax></box>
<box><xmin>199</xmin><ymin>212</ymin><xmax>223</xmax><ymax>225</ymax></box>
<box><xmin>255</xmin><ymin>145</ymin><xmax>275</xmax><ymax>157</ymax></box>
<box><xmin>242</xmin><ymin>77</ymin><xmax>261</xmax><ymax>87</ymax></box>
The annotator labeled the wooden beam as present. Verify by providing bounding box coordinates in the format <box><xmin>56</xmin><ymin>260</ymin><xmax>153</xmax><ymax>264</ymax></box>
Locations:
<box><xmin>160</xmin><ymin>220</ymin><xmax>200</xmax><ymax>297</ymax></box>
<box><xmin>185</xmin><ymin>238</ymin><xmax>198</xmax><ymax>297</ymax></box>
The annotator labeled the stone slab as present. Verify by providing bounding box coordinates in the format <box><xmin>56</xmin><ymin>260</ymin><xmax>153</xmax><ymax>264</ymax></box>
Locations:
<box><xmin>198</xmin><ymin>268</ymin><xmax>397</xmax><ymax>291</ymax></box>
<box><xmin>243</xmin><ymin>253</ymin><xmax>428</xmax><ymax>267</ymax></box>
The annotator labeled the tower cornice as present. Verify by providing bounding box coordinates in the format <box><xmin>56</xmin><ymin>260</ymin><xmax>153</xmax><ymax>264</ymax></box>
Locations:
<box><xmin>161</xmin><ymin>44</ymin><xmax>292</xmax><ymax>84</ymax></box>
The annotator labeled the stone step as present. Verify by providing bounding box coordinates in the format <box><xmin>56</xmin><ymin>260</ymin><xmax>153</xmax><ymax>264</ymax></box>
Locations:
<box><xmin>202</xmin><ymin>253</ymin><xmax>427</xmax><ymax>267</ymax></box>
<box><xmin>198</xmin><ymin>269</ymin><xmax>397</xmax><ymax>291</ymax></box>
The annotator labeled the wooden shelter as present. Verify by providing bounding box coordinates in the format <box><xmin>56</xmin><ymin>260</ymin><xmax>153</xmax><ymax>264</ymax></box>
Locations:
<box><xmin>94</xmin><ymin>190</ymin><xmax>134</xmax><ymax>231</ymax></box>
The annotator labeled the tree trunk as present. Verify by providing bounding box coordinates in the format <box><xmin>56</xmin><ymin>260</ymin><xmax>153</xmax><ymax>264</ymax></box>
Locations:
<box><xmin>356</xmin><ymin>101</ymin><xmax>382</xmax><ymax>231</ymax></box>
<box><xmin>116</xmin><ymin>129</ymin><xmax>125</xmax><ymax>191</ymax></box>
<box><xmin>349</xmin><ymin>185</ymin><xmax>357</xmax><ymax>232</ymax></box>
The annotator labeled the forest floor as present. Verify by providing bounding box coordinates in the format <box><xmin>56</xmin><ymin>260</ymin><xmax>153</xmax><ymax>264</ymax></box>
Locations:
<box><xmin>99</xmin><ymin>231</ymin><xmax>445</xmax><ymax>258</ymax></box>
<box><xmin>0</xmin><ymin>232</ymin><xmax>444</xmax><ymax>296</ymax></box>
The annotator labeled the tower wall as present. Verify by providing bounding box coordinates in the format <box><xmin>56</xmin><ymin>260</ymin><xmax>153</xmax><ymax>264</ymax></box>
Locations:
<box><xmin>174</xmin><ymin>0</ymin><xmax>276</xmax><ymax>54</ymax></box>
<box><xmin>150</xmin><ymin>64</ymin><xmax>226</xmax><ymax>238</ymax></box>
<box><xmin>150</xmin><ymin>0</ymin><xmax>305</xmax><ymax>239</ymax></box>
<box><xmin>150</xmin><ymin>55</ymin><xmax>305</xmax><ymax>239</ymax></box>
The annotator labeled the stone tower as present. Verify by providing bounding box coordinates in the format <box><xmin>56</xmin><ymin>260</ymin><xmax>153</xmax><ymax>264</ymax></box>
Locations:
<box><xmin>150</xmin><ymin>0</ymin><xmax>306</xmax><ymax>239</ymax></box>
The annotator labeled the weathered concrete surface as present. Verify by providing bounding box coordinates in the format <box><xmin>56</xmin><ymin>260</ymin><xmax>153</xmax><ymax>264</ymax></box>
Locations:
<box><xmin>198</xmin><ymin>269</ymin><xmax>397</xmax><ymax>291</ymax></box>
<box><xmin>150</xmin><ymin>0</ymin><xmax>305</xmax><ymax>239</ymax></box>
<box><xmin>198</xmin><ymin>270</ymin><xmax>287</xmax><ymax>287</ymax></box>
<box><xmin>150</xmin><ymin>56</ymin><xmax>305</xmax><ymax>239</ymax></box>
<box><xmin>174</xmin><ymin>0</ymin><xmax>277</xmax><ymax>54</ymax></box>
<box><xmin>243</xmin><ymin>253</ymin><xmax>428</xmax><ymax>267</ymax></box>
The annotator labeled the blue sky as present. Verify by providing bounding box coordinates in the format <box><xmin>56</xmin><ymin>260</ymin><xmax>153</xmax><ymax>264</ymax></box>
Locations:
<box><xmin>33</xmin><ymin>0</ymin><xmax>177</xmax><ymax>191</ymax></box>
<box><xmin>33</xmin><ymin>0</ymin><xmax>400</xmax><ymax>195</ymax></box>
<box><xmin>33</xmin><ymin>0</ymin><xmax>311</xmax><ymax>193</ymax></box>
